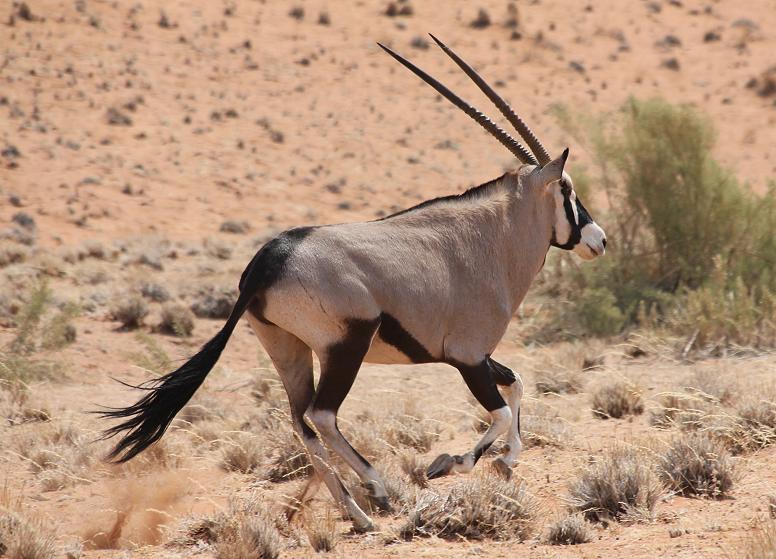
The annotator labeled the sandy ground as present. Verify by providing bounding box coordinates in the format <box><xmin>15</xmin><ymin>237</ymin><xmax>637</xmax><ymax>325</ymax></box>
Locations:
<box><xmin>2</xmin><ymin>0</ymin><xmax>776</xmax><ymax>557</ymax></box>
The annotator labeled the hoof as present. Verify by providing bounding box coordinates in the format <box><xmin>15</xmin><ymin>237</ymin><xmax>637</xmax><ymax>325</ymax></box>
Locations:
<box><xmin>492</xmin><ymin>457</ymin><xmax>513</xmax><ymax>480</ymax></box>
<box><xmin>427</xmin><ymin>453</ymin><xmax>456</xmax><ymax>479</ymax></box>
<box><xmin>368</xmin><ymin>494</ymin><xmax>393</xmax><ymax>514</ymax></box>
<box><xmin>351</xmin><ymin>518</ymin><xmax>376</xmax><ymax>534</ymax></box>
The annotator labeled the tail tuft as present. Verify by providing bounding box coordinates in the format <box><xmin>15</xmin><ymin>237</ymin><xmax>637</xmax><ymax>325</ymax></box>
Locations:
<box><xmin>97</xmin><ymin>327</ymin><xmax>230</xmax><ymax>462</ymax></box>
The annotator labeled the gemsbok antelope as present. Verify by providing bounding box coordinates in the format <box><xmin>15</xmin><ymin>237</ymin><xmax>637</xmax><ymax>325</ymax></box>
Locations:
<box><xmin>99</xmin><ymin>35</ymin><xmax>607</xmax><ymax>532</ymax></box>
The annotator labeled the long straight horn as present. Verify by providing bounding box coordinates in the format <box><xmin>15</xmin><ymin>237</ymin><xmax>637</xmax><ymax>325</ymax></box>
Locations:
<box><xmin>428</xmin><ymin>34</ymin><xmax>551</xmax><ymax>166</ymax></box>
<box><xmin>377</xmin><ymin>43</ymin><xmax>538</xmax><ymax>166</ymax></box>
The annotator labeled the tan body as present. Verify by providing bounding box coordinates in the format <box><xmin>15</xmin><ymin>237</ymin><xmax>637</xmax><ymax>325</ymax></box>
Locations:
<box><xmin>263</xmin><ymin>168</ymin><xmax>550</xmax><ymax>366</ymax></box>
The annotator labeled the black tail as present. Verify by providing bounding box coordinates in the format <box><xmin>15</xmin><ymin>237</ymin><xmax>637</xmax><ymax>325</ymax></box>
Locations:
<box><xmin>97</xmin><ymin>288</ymin><xmax>255</xmax><ymax>463</ymax></box>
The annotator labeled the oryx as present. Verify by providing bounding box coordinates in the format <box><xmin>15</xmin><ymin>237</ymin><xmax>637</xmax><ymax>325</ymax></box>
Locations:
<box><xmin>99</xmin><ymin>35</ymin><xmax>606</xmax><ymax>533</ymax></box>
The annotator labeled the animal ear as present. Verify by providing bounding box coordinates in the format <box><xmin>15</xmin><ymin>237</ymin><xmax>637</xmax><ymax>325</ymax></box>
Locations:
<box><xmin>538</xmin><ymin>147</ymin><xmax>569</xmax><ymax>187</ymax></box>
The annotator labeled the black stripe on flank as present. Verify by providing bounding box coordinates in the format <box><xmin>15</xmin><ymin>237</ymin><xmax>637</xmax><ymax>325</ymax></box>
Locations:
<box><xmin>240</xmin><ymin>226</ymin><xmax>315</xmax><ymax>323</ymax></box>
<box><xmin>377</xmin><ymin>312</ymin><xmax>435</xmax><ymax>363</ymax></box>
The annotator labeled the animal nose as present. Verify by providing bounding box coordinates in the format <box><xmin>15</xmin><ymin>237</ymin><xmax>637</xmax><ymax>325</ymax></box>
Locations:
<box><xmin>602</xmin><ymin>237</ymin><xmax>607</xmax><ymax>248</ymax></box>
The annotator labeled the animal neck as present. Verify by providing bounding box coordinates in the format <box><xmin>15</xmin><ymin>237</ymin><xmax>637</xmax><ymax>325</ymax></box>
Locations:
<box><xmin>499</xmin><ymin>170</ymin><xmax>554</xmax><ymax>312</ymax></box>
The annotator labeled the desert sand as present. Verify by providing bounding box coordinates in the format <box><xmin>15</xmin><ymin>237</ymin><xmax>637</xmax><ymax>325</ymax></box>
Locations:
<box><xmin>2</xmin><ymin>0</ymin><xmax>776</xmax><ymax>557</ymax></box>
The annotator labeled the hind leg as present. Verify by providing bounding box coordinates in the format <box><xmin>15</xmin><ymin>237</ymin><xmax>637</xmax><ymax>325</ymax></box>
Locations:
<box><xmin>247</xmin><ymin>315</ymin><xmax>374</xmax><ymax>531</ymax></box>
<box><xmin>307</xmin><ymin>317</ymin><xmax>393</xmax><ymax>514</ymax></box>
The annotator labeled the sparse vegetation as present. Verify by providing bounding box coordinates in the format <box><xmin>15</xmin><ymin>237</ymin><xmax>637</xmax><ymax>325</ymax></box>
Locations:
<box><xmin>191</xmin><ymin>284</ymin><xmax>236</xmax><ymax>319</ymax></box>
<box><xmin>0</xmin><ymin>489</ymin><xmax>56</xmax><ymax>559</ymax></box>
<box><xmin>568</xmin><ymin>445</ymin><xmax>663</xmax><ymax>522</ymax></box>
<box><xmin>743</xmin><ymin>521</ymin><xmax>776</xmax><ymax>559</ymax></box>
<box><xmin>304</xmin><ymin>508</ymin><xmax>337</xmax><ymax>552</ymax></box>
<box><xmin>537</xmin><ymin>98</ymin><xmax>776</xmax><ymax>351</ymax></box>
<box><xmin>401</xmin><ymin>473</ymin><xmax>537</xmax><ymax>541</ymax></box>
<box><xmin>158</xmin><ymin>303</ymin><xmax>195</xmax><ymax>337</ymax></box>
<box><xmin>591</xmin><ymin>380</ymin><xmax>644</xmax><ymax>419</ymax></box>
<box><xmin>547</xmin><ymin>513</ymin><xmax>592</xmax><ymax>545</ymax></box>
<box><xmin>109</xmin><ymin>294</ymin><xmax>148</xmax><ymax>329</ymax></box>
<box><xmin>221</xmin><ymin>432</ymin><xmax>263</xmax><ymax>474</ymax></box>
<box><xmin>658</xmin><ymin>433</ymin><xmax>734</xmax><ymax>498</ymax></box>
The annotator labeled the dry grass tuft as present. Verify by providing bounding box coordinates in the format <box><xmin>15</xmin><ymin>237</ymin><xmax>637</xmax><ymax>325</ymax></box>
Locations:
<box><xmin>591</xmin><ymin>380</ymin><xmax>644</xmax><ymax>419</ymax></box>
<box><xmin>216</xmin><ymin>513</ymin><xmax>281</xmax><ymax>559</ymax></box>
<box><xmin>742</xmin><ymin>521</ymin><xmax>776</xmax><ymax>559</ymax></box>
<box><xmin>535</xmin><ymin>367</ymin><xmax>585</xmax><ymax>396</ymax></box>
<box><xmin>383</xmin><ymin>412</ymin><xmax>440</xmax><ymax>453</ymax></box>
<box><xmin>401</xmin><ymin>473</ymin><xmax>537</xmax><ymax>541</ymax></box>
<box><xmin>399</xmin><ymin>453</ymin><xmax>428</xmax><ymax>488</ymax></box>
<box><xmin>658</xmin><ymin>433</ymin><xmax>734</xmax><ymax>498</ymax></box>
<box><xmin>303</xmin><ymin>508</ymin><xmax>337</xmax><ymax>552</ymax></box>
<box><xmin>221</xmin><ymin>432</ymin><xmax>263</xmax><ymax>474</ymax></box>
<box><xmin>568</xmin><ymin>445</ymin><xmax>663</xmax><ymax>522</ymax></box>
<box><xmin>109</xmin><ymin>294</ymin><xmax>148</xmax><ymax>329</ymax></box>
<box><xmin>158</xmin><ymin>303</ymin><xmax>194</xmax><ymax>337</ymax></box>
<box><xmin>258</xmin><ymin>410</ymin><xmax>312</xmax><ymax>482</ymax></box>
<box><xmin>546</xmin><ymin>513</ymin><xmax>592</xmax><ymax>545</ymax></box>
<box><xmin>522</xmin><ymin>402</ymin><xmax>572</xmax><ymax>448</ymax></box>
<box><xmin>0</xmin><ymin>489</ymin><xmax>56</xmax><ymax>559</ymax></box>
<box><xmin>175</xmin><ymin>496</ymin><xmax>282</xmax><ymax>558</ymax></box>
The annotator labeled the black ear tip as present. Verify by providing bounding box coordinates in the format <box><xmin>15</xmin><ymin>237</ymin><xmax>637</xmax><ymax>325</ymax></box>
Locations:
<box><xmin>561</xmin><ymin>147</ymin><xmax>570</xmax><ymax>161</ymax></box>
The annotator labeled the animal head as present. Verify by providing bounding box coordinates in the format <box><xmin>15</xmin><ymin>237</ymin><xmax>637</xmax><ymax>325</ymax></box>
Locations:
<box><xmin>537</xmin><ymin>150</ymin><xmax>607</xmax><ymax>260</ymax></box>
<box><xmin>378</xmin><ymin>35</ymin><xmax>607</xmax><ymax>260</ymax></box>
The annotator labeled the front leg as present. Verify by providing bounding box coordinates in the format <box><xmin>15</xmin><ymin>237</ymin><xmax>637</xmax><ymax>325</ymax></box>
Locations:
<box><xmin>426</xmin><ymin>358</ymin><xmax>512</xmax><ymax>479</ymax></box>
<box><xmin>489</xmin><ymin>358</ymin><xmax>523</xmax><ymax>479</ymax></box>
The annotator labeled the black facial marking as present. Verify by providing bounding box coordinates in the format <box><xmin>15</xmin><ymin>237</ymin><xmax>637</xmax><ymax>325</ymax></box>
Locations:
<box><xmin>551</xmin><ymin>191</ymin><xmax>584</xmax><ymax>250</ymax></box>
<box><xmin>241</xmin><ymin>226</ymin><xmax>315</xmax><ymax>323</ymax></box>
<box><xmin>377</xmin><ymin>312</ymin><xmax>435</xmax><ymax>363</ymax></box>
<box><xmin>449</xmin><ymin>358</ymin><xmax>507</xmax><ymax>412</ymax></box>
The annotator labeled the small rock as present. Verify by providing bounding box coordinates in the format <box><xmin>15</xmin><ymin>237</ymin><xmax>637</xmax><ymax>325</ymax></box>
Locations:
<box><xmin>106</xmin><ymin>107</ymin><xmax>132</xmax><ymax>126</ymax></box>
<box><xmin>661</xmin><ymin>57</ymin><xmax>680</xmax><ymax>71</ymax></box>
<box><xmin>470</xmin><ymin>8</ymin><xmax>491</xmax><ymax>29</ymax></box>
<box><xmin>11</xmin><ymin>212</ymin><xmax>35</xmax><ymax>231</ymax></box>
<box><xmin>703</xmin><ymin>30</ymin><xmax>721</xmax><ymax>42</ymax></box>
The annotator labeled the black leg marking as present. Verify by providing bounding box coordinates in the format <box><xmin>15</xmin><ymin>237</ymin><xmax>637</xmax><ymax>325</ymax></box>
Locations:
<box><xmin>310</xmin><ymin>317</ymin><xmax>385</xmax><ymax>498</ymax></box>
<box><xmin>488</xmin><ymin>358</ymin><xmax>516</xmax><ymax>386</ymax></box>
<box><xmin>311</xmin><ymin>317</ymin><xmax>379</xmax><ymax>413</ymax></box>
<box><xmin>449</xmin><ymin>358</ymin><xmax>507</xmax><ymax>412</ymax></box>
<box><xmin>377</xmin><ymin>312</ymin><xmax>434</xmax><ymax>363</ymax></box>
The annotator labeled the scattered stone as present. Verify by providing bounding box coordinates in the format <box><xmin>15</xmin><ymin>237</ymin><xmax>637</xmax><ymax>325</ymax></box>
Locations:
<box><xmin>703</xmin><ymin>30</ymin><xmax>721</xmax><ymax>42</ymax></box>
<box><xmin>288</xmin><ymin>6</ymin><xmax>304</xmax><ymax>20</ymax></box>
<box><xmin>106</xmin><ymin>107</ymin><xmax>132</xmax><ymax>126</ymax></box>
<box><xmin>158</xmin><ymin>11</ymin><xmax>177</xmax><ymax>29</ymax></box>
<box><xmin>470</xmin><ymin>8</ymin><xmax>491</xmax><ymax>29</ymax></box>
<box><xmin>410</xmin><ymin>36</ymin><xmax>429</xmax><ymax>50</ymax></box>
<box><xmin>661</xmin><ymin>57</ymin><xmax>681</xmax><ymax>71</ymax></box>
<box><xmin>385</xmin><ymin>1</ymin><xmax>413</xmax><ymax>17</ymax></box>
<box><xmin>317</xmin><ymin>11</ymin><xmax>330</xmax><ymax>25</ymax></box>
<box><xmin>569</xmin><ymin>61</ymin><xmax>586</xmax><ymax>74</ymax></box>
<box><xmin>656</xmin><ymin>34</ymin><xmax>682</xmax><ymax>49</ymax></box>
<box><xmin>11</xmin><ymin>212</ymin><xmax>35</xmax><ymax>231</ymax></box>
<box><xmin>219</xmin><ymin>220</ymin><xmax>250</xmax><ymax>234</ymax></box>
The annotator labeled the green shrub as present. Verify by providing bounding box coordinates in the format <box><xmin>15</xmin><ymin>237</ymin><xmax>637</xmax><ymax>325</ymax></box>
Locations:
<box><xmin>537</xmin><ymin>98</ymin><xmax>776</xmax><ymax>348</ymax></box>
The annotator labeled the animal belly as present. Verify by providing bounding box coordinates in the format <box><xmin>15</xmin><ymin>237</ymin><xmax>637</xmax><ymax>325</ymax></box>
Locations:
<box><xmin>364</xmin><ymin>337</ymin><xmax>415</xmax><ymax>365</ymax></box>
